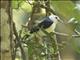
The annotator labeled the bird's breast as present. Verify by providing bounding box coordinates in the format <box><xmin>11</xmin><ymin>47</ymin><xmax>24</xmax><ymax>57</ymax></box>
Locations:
<box><xmin>37</xmin><ymin>22</ymin><xmax>57</xmax><ymax>36</ymax></box>
<box><xmin>45</xmin><ymin>22</ymin><xmax>57</xmax><ymax>33</ymax></box>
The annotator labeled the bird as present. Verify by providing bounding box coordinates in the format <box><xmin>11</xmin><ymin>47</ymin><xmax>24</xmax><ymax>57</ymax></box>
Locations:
<box><xmin>29</xmin><ymin>14</ymin><xmax>62</xmax><ymax>36</ymax></box>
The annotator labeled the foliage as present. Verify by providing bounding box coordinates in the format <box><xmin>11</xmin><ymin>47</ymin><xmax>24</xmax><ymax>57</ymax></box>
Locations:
<box><xmin>51</xmin><ymin>0</ymin><xmax>80</xmax><ymax>54</ymax></box>
<box><xmin>11</xmin><ymin>0</ymin><xmax>80</xmax><ymax>60</ymax></box>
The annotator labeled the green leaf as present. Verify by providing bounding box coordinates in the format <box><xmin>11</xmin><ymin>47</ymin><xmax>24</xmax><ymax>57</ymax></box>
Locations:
<box><xmin>20</xmin><ymin>1</ymin><xmax>32</xmax><ymax>12</ymax></box>
<box><xmin>12</xmin><ymin>0</ymin><xmax>24</xmax><ymax>9</ymax></box>
<box><xmin>12</xmin><ymin>1</ymin><xmax>19</xmax><ymax>9</ymax></box>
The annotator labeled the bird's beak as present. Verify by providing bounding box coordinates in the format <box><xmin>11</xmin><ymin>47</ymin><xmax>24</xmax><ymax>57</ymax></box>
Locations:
<box><xmin>57</xmin><ymin>18</ymin><xmax>64</xmax><ymax>24</ymax></box>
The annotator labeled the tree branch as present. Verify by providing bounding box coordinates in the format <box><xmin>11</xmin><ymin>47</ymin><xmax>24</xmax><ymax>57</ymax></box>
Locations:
<box><xmin>54</xmin><ymin>32</ymin><xmax>80</xmax><ymax>38</ymax></box>
<box><xmin>27</xmin><ymin>3</ymin><xmax>37</xmax><ymax>30</ymax></box>
<box><xmin>75</xmin><ymin>29</ymin><xmax>80</xmax><ymax>35</ymax></box>
<box><xmin>13</xmin><ymin>22</ymin><xmax>26</xmax><ymax>60</ymax></box>
<box><xmin>40</xmin><ymin>4</ymin><xmax>56</xmax><ymax>15</ymax></box>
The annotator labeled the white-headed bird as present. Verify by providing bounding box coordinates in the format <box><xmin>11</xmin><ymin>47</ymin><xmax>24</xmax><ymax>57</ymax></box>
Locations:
<box><xmin>29</xmin><ymin>14</ymin><xmax>62</xmax><ymax>36</ymax></box>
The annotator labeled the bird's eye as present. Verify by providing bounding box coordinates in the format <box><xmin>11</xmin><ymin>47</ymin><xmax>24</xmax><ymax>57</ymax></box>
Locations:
<box><xmin>55</xmin><ymin>16</ymin><xmax>58</xmax><ymax>19</ymax></box>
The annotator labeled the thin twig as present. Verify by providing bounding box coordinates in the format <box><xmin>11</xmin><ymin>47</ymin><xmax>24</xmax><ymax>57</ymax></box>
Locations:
<box><xmin>75</xmin><ymin>29</ymin><xmax>80</xmax><ymax>35</ymax></box>
<box><xmin>39</xmin><ymin>4</ymin><xmax>56</xmax><ymax>15</ymax></box>
<box><xmin>26</xmin><ymin>0</ymin><xmax>33</xmax><ymax>5</ymax></box>
<box><xmin>45</xmin><ymin>0</ymin><xmax>50</xmax><ymax>16</ymax></box>
<box><xmin>28</xmin><ymin>3</ymin><xmax>37</xmax><ymax>30</ymax></box>
<box><xmin>54</xmin><ymin>35</ymin><xmax>62</xmax><ymax>60</ymax></box>
<box><xmin>13</xmin><ymin>22</ymin><xmax>26</xmax><ymax>60</ymax></box>
<box><xmin>54</xmin><ymin>32</ymin><xmax>80</xmax><ymax>37</ymax></box>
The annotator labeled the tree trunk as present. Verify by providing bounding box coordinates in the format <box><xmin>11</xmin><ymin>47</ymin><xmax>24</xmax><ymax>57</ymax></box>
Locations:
<box><xmin>1</xmin><ymin>1</ymin><xmax>12</xmax><ymax>60</ymax></box>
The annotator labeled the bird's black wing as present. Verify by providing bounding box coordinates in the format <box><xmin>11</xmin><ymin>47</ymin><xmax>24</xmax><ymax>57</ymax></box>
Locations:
<box><xmin>30</xmin><ymin>17</ymin><xmax>53</xmax><ymax>33</ymax></box>
<box><xmin>38</xmin><ymin>17</ymin><xmax>53</xmax><ymax>29</ymax></box>
<box><xmin>30</xmin><ymin>26</ymin><xmax>39</xmax><ymax>33</ymax></box>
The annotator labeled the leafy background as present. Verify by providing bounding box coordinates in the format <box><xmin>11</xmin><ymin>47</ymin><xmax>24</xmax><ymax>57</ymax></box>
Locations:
<box><xmin>12</xmin><ymin>0</ymin><xmax>80</xmax><ymax>60</ymax></box>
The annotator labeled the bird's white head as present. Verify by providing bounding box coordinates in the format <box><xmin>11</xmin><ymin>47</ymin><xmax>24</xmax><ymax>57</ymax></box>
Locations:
<box><xmin>49</xmin><ymin>14</ymin><xmax>62</xmax><ymax>23</ymax></box>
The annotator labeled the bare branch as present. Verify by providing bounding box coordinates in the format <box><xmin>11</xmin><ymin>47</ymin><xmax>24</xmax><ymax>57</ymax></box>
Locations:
<box><xmin>75</xmin><ymin>29</ymin><xmax>80</xmax><ymax>35</ymax></box>
<box><xmin>39</xmin><ymin>4</ymin><xmax>56</xmax><ymax>15</ymax></box>
<box><xmin>13</xmin><ymin>22</ymin><xmax>26</xmax><ymax>60</ymax></box>
<box><xmin>26</xmin><ymin>0</ymin><xmax>33</xmax><ymax>5</ymax></box>
<box><xmin>54</xmin><ymin>32</ymin><xmax>80</xmax><ymax>38</ymax></box>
